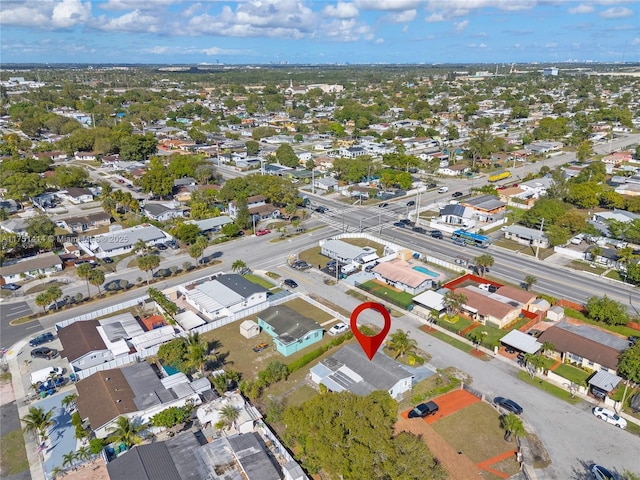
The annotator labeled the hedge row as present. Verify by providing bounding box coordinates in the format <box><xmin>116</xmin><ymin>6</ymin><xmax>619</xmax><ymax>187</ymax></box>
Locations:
<box><xmin>287</xmin><ymin>331</ymin><xmax>354</xmax><ymax>374</ymax></box>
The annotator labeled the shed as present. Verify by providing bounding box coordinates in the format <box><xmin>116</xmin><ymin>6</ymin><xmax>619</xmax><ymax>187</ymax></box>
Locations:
<box><xmin>546</xmin><ymin>306</ymin><xmax>565</xmax><ymax>322</ymax></box>
<box><xmin>240</xmin><ymin>320</ymin><xmax>260</xmax><ymax>339</ymax></box>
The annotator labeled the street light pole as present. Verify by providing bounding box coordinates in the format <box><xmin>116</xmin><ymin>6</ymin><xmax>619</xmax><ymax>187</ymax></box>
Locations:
<box><xmin>535</xmin><ymin>218</ymin><xmax>545</xmax><ymax>260</ymax></box>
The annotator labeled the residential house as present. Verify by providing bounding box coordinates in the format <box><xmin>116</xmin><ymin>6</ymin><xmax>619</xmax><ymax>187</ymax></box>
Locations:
<box><xmin>412</xmin><ymin>290</ymin><xmax>447</xmax><ymax>318</ymax></box>
<box><xmin>57</xmin><ymin>212</ymin><xmax>112</xmax><ymax>234</ymax></box>
<box><xmin>320</xmin><ymin>239</ymin><xmax>379</xmax><ymax>265</ymax></box>
<box><xmin>310</xmin><ymin>343</ymin><xmax>414</xmax><ymax>400</ymax></box>
<box><xmin>143</xmin><ymin>203</ymin><xmax>185</xmax><ymax>222</ymax></box>
<box><xmin>178</xmin><ymin>274</ymin><xmax>268</xmax><ymax>321</ymax></box>
<box><xmin>453</xmin><ymin>284</ymin><xmax>535</xmax><ymax>328</ymax></box>
<box><xmin>0</xmin><ymin>199</ymin><xmax>20</xmax><ymax>215</ymax></box>
<box><xmin>537</xmin><ymin>321</ymin><xmax>629</xmax><ymax>374</ymax></box>
<box><xmin>228</xmin><ymin>195</ymin><xmax>281</xmax><ymax>221</ymax></box>
<box><xmin>75</xmin><ymin>362</ymin><xmax>201</xmax><ymax>439</ymax></box>
<box><xmin>57</xmin><ymin>187</ymin><xmax>94</xmax><ymax>204</ymax></box>
<box><xmin>57</xmin><ymin>320</ymin><xmax>113</xmax><ymax>371</ymax></box>
<box><xmin>257</xmin><ymin>305</ymin><xmax>323</xmax><ymax>357</ymax></box>
<box><xmin>33</xmin><ymin>151</ymin><xmax>67</xmax><ymax>162</ymax></box>
<box><xmin>186</xmin><ymin>216</ymin><xmax>233</xmax><ymax>235</ymax></box>
<box><xmin>78</xmin><ymin>224</ymin><xmax>173</xmax><ymax>259</ymax></box>
<box><xmin>371</xmin><ymin>258</ymin><xmax>436</xmax><ymax>295</ymax></box>
<box><xmin>525</xmin><ymin>141</ymin><xmax>562</xmax><ymax>153</ymax></box>
<box><xmin>314</xmin><ymin>177</ymin><xmax>338</xmax><ymax>192</ymax></box>
<box><xmin>460</xmin><ymin>195</ymin><xmax>506</xmax><ymax>223</ymax></box>
<box><xmin>438</xmin><ymin>163</ymin><xmax>470</xmax><ymax>176</ymax></box>
<box><xmin>0</xmin><ymin>252</ymin><xmax>63</xmax><ymax>283</ymax></box>
<box><xmin>196</xmin><ymin>391</ymin><xmax>262</xmax><ymax>433</ymax></box>
<box><xmin>439</xmin><ymin>204</ymin><xmax>475</xmax><ymax>229</ymax></box>
<box><xmin>503</xmin><ymin>225</ymin><xmax>550</xmax><ymax>249</ymax></box>
<box><xmin>518</xmin><ymin>177</ymin><xmax>554</xmax><ymax>198</ymax></box>
<box><xmin>0</xmin><ymin>217</ymin><xmax>29</xmax><ymax>236</ymax></box>
<box><xmin>74</xmin><ymin>151</ymin><xmax>98</xmax><ymax>161</ymax></box>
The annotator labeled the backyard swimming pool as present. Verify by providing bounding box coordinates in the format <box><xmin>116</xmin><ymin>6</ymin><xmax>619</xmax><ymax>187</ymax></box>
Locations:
<box><xmin>412</xmin><ymin>265</ymin><xmax>440</xmax><ymax>277</ymax></box>
<box><xmin>163</xmin><ymin>364</ymin><xmax>180</xmax><ymax>376</ymax></box>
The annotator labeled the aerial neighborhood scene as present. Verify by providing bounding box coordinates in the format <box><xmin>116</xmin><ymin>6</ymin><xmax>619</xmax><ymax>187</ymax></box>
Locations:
<box><xmin>2</xmin><ymin>1</ymin><xmax>640</xmax><ymax>480</ymax></box>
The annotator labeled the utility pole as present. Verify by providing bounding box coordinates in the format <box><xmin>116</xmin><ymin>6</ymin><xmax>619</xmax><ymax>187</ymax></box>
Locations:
<box><xmin>535</xmin><ymin>218</ymin><xmax>545</xmax><ymax>259</ymax></box>
<box><xmin>311</xmin><ymin>168</ymin><xmax>315</xmax><ymax>194</ymax></box>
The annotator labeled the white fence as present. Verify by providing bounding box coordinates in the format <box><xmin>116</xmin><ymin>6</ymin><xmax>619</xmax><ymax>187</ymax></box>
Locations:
<box><xmin>299</xmin><ymin>293</ymin><xmax>349</xmax><ymax>323</ymax></box>
<box><xmin>553</xmin><ymin>246</ymin><xmax>586</xmax><ymax>260</ymax></box>
<box><xmin>326</xmin><ymin>232</ymin><xmax>402</xmax><ymax>254</ymax></box>
<box><xmin>55</xmin><ymin>296</ymin><xmax>149</xmax><ymax>329</ymax></box>
<box><xmin>257</xmin><ymin>420</ymin><xmax>310</xmax><ymax>479</ymax></box>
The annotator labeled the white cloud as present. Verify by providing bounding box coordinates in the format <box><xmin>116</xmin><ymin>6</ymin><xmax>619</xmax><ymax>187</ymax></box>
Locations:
<box><xmin>188</xmin><ymin>0</ymin><xmax>318</xmax><ymax>38</ymax></box>
<box><xmin>100</xmin><ymin>0</ymin><xmax>182</xmax><ymax>11</ymax></box>
<box><xmin>140</xmin><ymin>45</ymin><xmax>249</xmax><ymax>56</ymax></box>
<box><xmin>568</xmin><ymin>4</ymin><xmax>594</xmax><ymax>14</ymax></box>
<box><xmin>599</xmin><ymin>7</ymin><xmax>633</xmax><ymax>18</ymax></box>
<box><xmin>354</xmin><ymin>0</ymin><xmax>421</xmax><ymax>11</ymax></box>
<box><xmin>632</xmin><ymin>37</ymin><xmax>640</xmax><ymax>45</ymax></box>
<box><xmin>374</xmin><ymin>38</ymin><xmax>384</xmax><ymax>44</ymax></box>
<box><xmin>426</xmin><ymin>12</ymin><xmax>444</xmax><ymax>22</ymax></box>
<box><xmin>96</xmin><ymin>9</ymin><xmax>161</xmax><ymax>32</ymax></box>
<box><xmin>426</xmin><ymin>0</ymin><xmax>537</xmax><ymax>19</ymax></box>
<box><xmin>454</xmin><ymin>19</ymin><xmax>469</xmax><ymax>33</ymax></box>
<box><xmin>389</xmin><ymin>9</ymin><xmax>417</xmax><ymax>23</ymax></box>
<box><xmin>0</xmin><ymin>0</ymin><xmax>90</xmax><ymax>29</ymax></box>
<box><xmin>52</xmin><ymin>0</ymin><xmax>91</xmax><ymax>28</ymax></box>
<box><xmin>324</xmin><ymin>2</ymin><xmax>359</xmax><ymax>19</ymax></box>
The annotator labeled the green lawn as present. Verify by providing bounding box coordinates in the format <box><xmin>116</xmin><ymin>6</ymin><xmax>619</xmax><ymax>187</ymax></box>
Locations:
<box><xmin>243</xmin><ymin>273</ymin><xmax>275</xmax><ymax>289</ymax></box>
<box><xmin>517</xmin><ymin>371</ymin><xmax>582</xmax><ymax>404</ymax></box>
<box><xmin>437</xmin><ymin>315</ymin><xmax>475</xmax><ymax>333</ymax></box>
<box><xmin>564</xmin><ymin>308</ymin><xmax>640</xmax><ymax>338</ymax></box>
<box><xmin>0</xmin><ymin>429</ymin><xmax>29</xmax><ymax>476</ymax></box>
<box><xmin>423</xmin><ymin>327</ymin><xmax>474</xmax><ymax>353</ymax></box>
<box><xmin>569</xmin><ymin>260</ymin><xmax>607</xmax><ymax>275</ymax></box>
<box><xmin>552</xmin><ymin>363</ymin><xmax>591</xmax><ymax>386</ymax></box>
<box><xmin>360</xmin><ymin>280</ymin><xmax>414</xmax><ymax>306</ymax></box>
<box><xmin>466</xmin><ymin>323</ymin><xmax>508</xmax><ymax>348</ymax></box>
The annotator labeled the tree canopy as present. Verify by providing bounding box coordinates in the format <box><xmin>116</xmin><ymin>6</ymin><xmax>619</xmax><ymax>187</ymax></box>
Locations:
<box><xmin>281</xmin><ymin>391</ymin><xmax>445</xmax><ymax>479</ymax></box>
<box><xmin>586</xmin><ymin>295</ymin><xmax>629</xmax><ymax>326</ymax></box>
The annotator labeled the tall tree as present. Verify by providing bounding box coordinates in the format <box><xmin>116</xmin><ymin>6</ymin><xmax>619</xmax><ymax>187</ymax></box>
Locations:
<box><xmin>21</xmin><ymin>406</ymin><xmax>54</xmax><ymax>441</ymax></box>
<box><xmin>89</xmin><ymin>269</ymin><xmax>105</xmax><ymax>296</ymax></box>
<box><xmin>385</xmin><ymin>330</ymin><xmax>418</xmax><ymax>359</ymax></box>
<box><xmin>76</xmin><ymin>262</ymin><xmax>93</xmax><ymax>298</ymax></box>
<box><xmin>184</xmin><ymin>332</ymin><xmax>208</xmax><ymax>375</ymax></box>
<box><xmin>46</xmin><ymin>285</ymin><xmax>63</xmax><ymax>310</ymax></box>
<box><xmin>217</xmin><ymin>404</ymin><xmax>240</xmax><ymax>432</ymax></box>
<box><xmin>443</xmin><ymin>290</ymin><xmax>467</xmax><ymax>317</ymax></box>
<box><xmin>231</xmin><ymin>260</ymin><xmax>247</xmax><ymax>273</ymax></box>
<box><xmin>500</xmin><ymin>413</ymin><xmax>525</xmax><ymax>442</ymax></box>
<box><xmin>138</xmin><ymin>254</ymin><xmax>160</xmax><ymax>285</ymax></box>
<box><xmin>524</xmin><ymin>275</ymin><xmax>537</xmax><ymax>291</ymax></box>
<box><xmin>474</xmin><ymin>254</ymin><xmax>495</xmax><ymax>276</ymax></box>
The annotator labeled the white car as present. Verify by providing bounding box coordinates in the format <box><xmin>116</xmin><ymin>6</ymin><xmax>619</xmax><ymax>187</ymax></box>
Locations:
<box><xmin>592</xmin><ymin>407</ymin><xmax>627</xmax><ymax>429</ymax></box>
<box><xmin>328</xmin><ymin>323</ymin><xmax>349</xmax><ymax>336</ymax></box>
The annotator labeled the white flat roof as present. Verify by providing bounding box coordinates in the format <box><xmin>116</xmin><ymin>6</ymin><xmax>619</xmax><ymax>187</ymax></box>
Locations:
<box><xmin>174</xmin><ymin>310</ymin><xmax>206</xmax><ymax>330</ymax></box>
<box><xmin>413</xmin><ymin>290</ymin><xmax>445</xmax><ymax>310</ymax></box>
<box><xmin>500</xmin><ymin>330</ymin><xmax>542</xmax><ymax>354</ymax></box>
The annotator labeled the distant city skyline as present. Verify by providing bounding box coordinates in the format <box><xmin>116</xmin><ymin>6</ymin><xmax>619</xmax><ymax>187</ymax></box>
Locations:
<box><xmin>1</xmin><ymin>0</ymin><xmax>639</xmax><ymax>65</ymax></box>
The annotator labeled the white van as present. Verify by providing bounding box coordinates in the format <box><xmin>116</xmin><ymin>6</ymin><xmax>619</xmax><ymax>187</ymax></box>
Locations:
<box><xmin>438</xmin><ymin>186</ymin><xmax>449</xmax><ymax>193</ymax></box>
<box><xmin>30</xmin><ymin>367</ymin><xmax>63</xmax><ymax>385</ymax></box>
<box><xmin>341</xmin><ymin>264</ymin><xmax>359</xmax><ymax>276</ymax></box>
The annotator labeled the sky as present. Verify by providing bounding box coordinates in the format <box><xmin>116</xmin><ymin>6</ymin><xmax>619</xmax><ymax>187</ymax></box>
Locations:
<box><xmin>1</xmin><ymin>0</ymin><xmax>639</xmax><ymax>65</ymax></box>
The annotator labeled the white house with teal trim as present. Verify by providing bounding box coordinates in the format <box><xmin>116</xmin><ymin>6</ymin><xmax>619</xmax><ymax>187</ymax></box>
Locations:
<box><xmin>257</xmin><ymin>305</ymin><xmax>323</xmax><ymax>357</ymax></box>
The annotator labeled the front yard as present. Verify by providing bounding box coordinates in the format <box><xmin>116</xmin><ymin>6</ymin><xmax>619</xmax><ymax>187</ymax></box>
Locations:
<box><xmin>552</xmin><ymin>363</ymin><xmax>591</xmax><ymax>386</ymax></box>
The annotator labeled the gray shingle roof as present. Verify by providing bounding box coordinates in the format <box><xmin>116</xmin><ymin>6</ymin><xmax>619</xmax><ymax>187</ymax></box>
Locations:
<box><xmin>216</xmin><ymin>273</ymin><xmax>267</xmax><ymax>298</ymax></box>
<box><xmin>106</xmin><ymin>443</ymin><xmax>181</xmax><ymax>480</ymax></box>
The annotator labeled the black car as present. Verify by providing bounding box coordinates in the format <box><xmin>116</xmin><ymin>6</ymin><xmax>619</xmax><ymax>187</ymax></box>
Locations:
<box><xmin>393</xmin><ymin>221</ymin><xmax>406</xmax><ymax>228</ymax></box>
<box><xmin>103</xmin><ymin>257</ymin><xmax>114</xmax><ymax>264</ymax></box>
<box><xmin>47</xmin><ymin>299</ymin><xmax>68</xmax><ymax>311</ymax></box>
<box><xmin>408</xmin><ymin>401</ymin><xmax>439</xmax><ymax>418</ymax></box>
<box><xmin>426</xmin><ymin>183</ymin><xmax>437</xmax><ymax>189</ymax></box>
<box><xmin>1</xmin><ymin>283</ymin><xmax>21</xmax><ymax>290</ymax></box>
<box><xmin>494</xmin><ymin>397</ymin><xmax>523</xmax><ymax>415</ymax></box>
<box><xmin>412</xmin><ymin>226</ymin><xmax>426</xmax><ymax>234</ymax></box>
<box><xmin>452</xmin><ymin>191</ymin><xmax>463</xmax><ymax>198</ymax></box>
<box><xmin>315</xmin><ymin>206</ymin><xmax>329</xmax><ymax>213</ymax></box>
<box><xmin>430</xmin><ymin>230</ymin><xmax>443</xmax><ymax>239</ymax></box>
<box><xmin>31</xmin><ymin>347</ymin><xmax>59</xmax><ymax>360</ymax></box>
<box><xmin>29</xmin><ymin>332</ymin><xmax>55</xmax><ymax>347</ymax></box>
<box><xmin>167</xmin><ymin>241</ymin><xmax>179</xmax><ymax>250</ymax></box>
<box><xmin>283</xmin><ymin>279</ymin><xmax>298</xmax><ymax>289</ymax></box>
<box><xmin>155</xmin><ymin>243</ymin><xmax>168</xmax><ymax>251</ymax></box>
<box><xmin>292</xmin><ymin>261</ymin><xmax>311</xmax><ymax>271</ymax></box>
<box><xmin>406</xmin><ymin>200</ymin><xmax>416</xmax><ymax>207</ymax></box>
<box><xmin>379</xmin><ymin>202</ymin><xmax>389</xmax><ymax>208</ymax></box>
<box><xmin>399</xmin><ymin>218</ymin><xmax>412</xmax><ymax>225</ymax></box>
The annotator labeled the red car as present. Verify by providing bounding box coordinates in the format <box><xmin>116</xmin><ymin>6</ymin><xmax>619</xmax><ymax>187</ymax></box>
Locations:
<box><xmin>255</xmin><ymin>229</ymin><xmax>271</xmax><ymax>236</ymax></box>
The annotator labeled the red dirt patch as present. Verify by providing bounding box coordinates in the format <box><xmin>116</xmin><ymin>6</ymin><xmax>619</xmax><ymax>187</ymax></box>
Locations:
<box><xmin>477</xmin><ymin>449</ymin><xmax>519</xmax><ymax>478</ymax></box>
<box><xmin>401</xmin><ymin>389</ymin><xmax>481</xmax><ymax>424</ymax></box>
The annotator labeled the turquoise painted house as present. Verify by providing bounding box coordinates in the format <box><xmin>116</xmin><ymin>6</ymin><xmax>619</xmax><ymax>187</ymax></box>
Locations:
<box><xmin>257</xmin><ymin>305</ymin><xmax>323</xmax><ymax>357</ymax></box>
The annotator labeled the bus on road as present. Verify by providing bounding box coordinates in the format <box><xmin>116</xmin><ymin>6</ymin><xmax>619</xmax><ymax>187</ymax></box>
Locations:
<box><xmin>451</xmin><ymin>229</ymin><xmax>491</xmax><ymax>248</ymax></box>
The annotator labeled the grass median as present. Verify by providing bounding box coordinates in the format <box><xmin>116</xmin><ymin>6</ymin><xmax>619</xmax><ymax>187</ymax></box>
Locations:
<box><xmin>517</xmin><ymin>371</ymin><xmax>582</xmax><ymax>405</ymax></box>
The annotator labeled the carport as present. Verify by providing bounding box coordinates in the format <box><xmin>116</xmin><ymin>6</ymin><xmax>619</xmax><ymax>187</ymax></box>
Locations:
<box><xmin>588</xmin><ymin>370</ymin><xmax>622</xmax><ymax>395</ymax></box>
<box><xmin>500</xmin><ymin>330</ymin><xmax>542</xmax><ymax>354</ymax></box>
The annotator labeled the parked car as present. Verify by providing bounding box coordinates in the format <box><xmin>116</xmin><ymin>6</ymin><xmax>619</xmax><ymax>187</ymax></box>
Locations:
<box><xmin>406</xmin><ymin>200</ymin><xmax>416</xmax><ymax>207</ymax></box>
<box><xmin>494</xmin><ymin>397</ymin><xmax>523</xmax><ymax>415</ymax></box>
<box><xmin>314</xmin><ymin>206</ymin><xmax>329</xmax><ymax>213</ymax></box>
<box><xmin>328</xmin><ymin>322</ymin><xmax>349</xmax><ymax>336</ymax></box>
<box><xmin>156</xmin><ymin>243</ymin><xmax>168</xmax><ymax>251</ymax></box>
<box><xmin>412</xmin><ymin>226</ymin><xmax>426</xmax><ymax>234</ymax></box>
<box><xmin>379</xmin><ymin>202</ymin><xmax>389</xmax><ymax>208</ymax></box>
<box><xmin>430</xmin><ymin>230</ymin><xmax>443</xmax><ymax>239</ymax></box>
<box><xmin>452</xmin><ymin>191</ymin><xmax>463</xmax><ymax>198</ymax></box>
<box><xmin>292</xmin><ymin>261</ymin><xmax>311</xmax><ymax>271</ymax></box>
<box><xmin>103</xmin><ymin>257</ymin><xmax>114</xmax><ymax>264</ymax></box>
<box><xmin>252</xmin><ymin>342</ymin><xmax>269</xmax><ymax>353</ymax></box>
<box><xmin>592</xmin><ymin>407</ymin><xmax>627</xmax><ymax>429</ymax></box>
<box><xmin>1</xmin><ymin>283</ymin><xmax>21</xmax><ymax>290</ymax></box>
<box><xmin>255</xmin><ymin>228</ymin><xmax>271</xmax><ymax>236</ymax></box>
<box><xmin>47</xmin><ymin>299</ymin><xmax>69</xmax><ymax>311</ymax></box>
<box><xmin>31</xmin><ymin>347</ymin><xmax>59</xmax><ymax>360</ymax></box>
<box><xmin>29</xmin><ymin>332</ymin><xmax>55</xmax><ymax>347</ymax></box>
<box><xmin>283</xmin><ymin>279</ymin><xmax>298</xmax><ymax>289</ymax></box>
<box><xmin>166</xmin><ymin>240</ymin><xmax>179</xmax><ymax>250</ymax></box>
<box><xmin>590</xmin><ymin>464</ymin><xmax>616</xmax><ymax>480</ymax></box>
<box><xmin>408</xmin><ymin>401</ymin><xmax>439</xmax><ymax>418</ymax></box>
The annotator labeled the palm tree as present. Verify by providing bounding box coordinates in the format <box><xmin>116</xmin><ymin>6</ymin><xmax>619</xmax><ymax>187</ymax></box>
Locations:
<box><xmin>106</xmin><ymin>416</ymin><xmax>143</xmax><ymax>449</ymax></box>
<box><xmin>524</xmin><ymin>275</ymin><xmax>537</xmax><ymax>291</ymax></box>
<box><xmin>231</xmin><ymin>260</ymin><xmax>247</xmax><ymax>273</ymax></box>
<box><xmin>46</xmin><ymin>285</ymin><xmax>63</xmax><ymax>310</ymax></box>
<box><xmin>385</xmin><ymin>330</ymin><xmax>418</xmax><ymax>359</ymax></box>
<box><xmin>76</xmin><ymin>445</ymin><xmax>91</xmax><ymax>464</ymax></box>
<box><xmin>500</xmin><ymin>413</ymin><xmax>525</xmax><ymax>442</ymax></box>
<box><xmin>218</xmin><ymin>404</ymin><xmax>240</xmax><ymax>432</ymax></box>
<box><xmin>541</xmin><ymin>341</ymin><xmax>555</xmax><ymax>355</ymax></box>
<box><xmin>50</xmin><ymin>466</ymin><xmax>65</xmax><ymax>479</ymax></box>
<box><xmin>76</xmin><ymin>262</ymin><xmax>93</xmax><ymax>298</ymax></box>
<box><xmin>189</xmin><ymin>244</ymin><xmax>204</xmax><ymax>266</ymax></box>
<box><xmin>590</xmin><ymin>246</ymin><xmax>603</xmax><ymax>263</ymax></box>
<box><xmin>62</xmin><ymin>451</ymin><xmax>77</xmax><ymax>470</ymax></box>
<box><xmin>184</xmin><ymin>333</ymin><xmax>208</xmax><ymax>375</ymax></box>
<box><xmin>35</xmin><ymin>292</ymin><xmax>52</xmax><ymax>313</ymax></box>
<box><xmin>475</xmin><ymin>253</ymin><xmax>495</xmax><ymax>276</ymax></box>
<box><xmin>617</xmin><ymin>246</ymin><xmax>637</xmax><ymax>267</ymax></box>
<box><xmin>21</xmin><ymin>406</ymin><xmax>54</xmax><ymax>440</ymax></box>
<box><xmin>138</xmin><ymin>254</ymin><xmax>160</xmax><ymax>285</ymax></box>
<box><xmin>133</xmin><ymin>238</ymin><xmax>149</xmax><ymax>255</ymax></box>
<box><xmin>89</xmin><ymin>269</ymin><xmax>105</xmax><ymax>296</ymax></box>
<box><xmin>468</xmin><ymin>328</ymin><xmax>487</xmax><ymax>351</ymax></box>
<box><xmin>443</xmin><ymin>290</ymin><xmax>467</xmax><ymax>317</ymax></box>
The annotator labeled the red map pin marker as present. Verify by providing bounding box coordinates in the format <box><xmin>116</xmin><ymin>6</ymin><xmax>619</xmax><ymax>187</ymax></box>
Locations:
<box><xmin>350</xmin><ymin>301</ymin><xmax>392</xmax><ymax>361</ymax></box>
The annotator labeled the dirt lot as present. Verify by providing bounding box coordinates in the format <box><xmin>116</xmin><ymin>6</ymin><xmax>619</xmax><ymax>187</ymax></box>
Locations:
<box><xmin>401</xmin><ymin>389</ymin><xmax>481</xmax><ymax>424</ymax></box>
